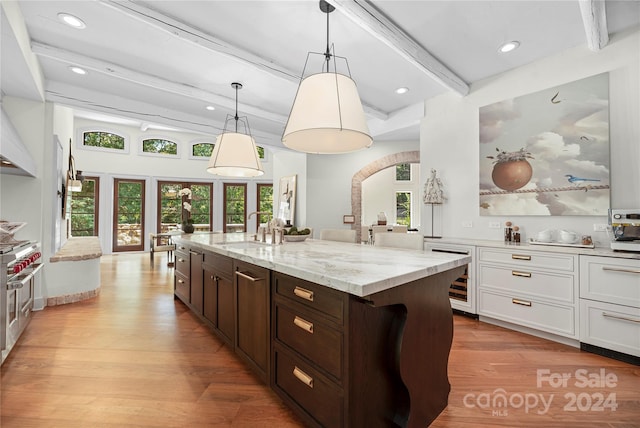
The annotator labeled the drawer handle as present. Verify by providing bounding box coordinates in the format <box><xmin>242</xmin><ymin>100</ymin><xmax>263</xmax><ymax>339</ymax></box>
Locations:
<box><xmin>512</xmin><ymin>254</ymin><xmax>531</xmax><ymax>261</ymax></box>
<box><xmin>512</xmin><ymin>270</ymin><xmax>532</xmax><ymax>278</ymax></box>
<box><xmin>179</xmin><ymin>246</ymin><xmax>186</xmax><ymax>250</ymax></box>
<box><xmin>293</xmin><ymin>286</ymin><xmax>314</xmax><ymax>302</ymax></box>
<box><xmin>177</xmin><ymin>279</ymin><xmax>184</xmax><ymax>284</ymax></box>
<box><xmin>189</xmin><ymin>250</ymin><xmax>200</xmax><ymax>256</ymax></box>
<box><xmin>602</xmin><ymin>266</ymin><xmax>640</xmax><ymax>275</ymax></box>
<box><xmin>602</xmin><ymin>312</ymin><xmax>640</xmax><ymax>324</ymax></box>
<box><xmin>293</xmin><ymin>316</ymin><xmax>314</xmax><ymax>334</ymax></box>
<box><xmin>235</xmin><ymin>271</ymin><xmax>264</xmax><ymax>282</ymax></box>
<box><xmin>512</xmin><ymin>298</ymin><xmax>532</xmax><ymax>307</ymax></box>
<box><xmin>293</xmin><ymin>366</ymin><xmax>314</xmax><ymax>388</ymax></box>
<box><xmin>178</xmin><ymin>258</ymin><xmax>186</xmax><ymax>263</ymax></box>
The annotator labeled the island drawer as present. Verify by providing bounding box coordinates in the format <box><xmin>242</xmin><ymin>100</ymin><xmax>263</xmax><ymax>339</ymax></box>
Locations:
<box><xmin>175</xmin><ymin>249</ymin><xmax>190</xmax><ymax>278</ymax></box>
<box><xmin>274</xmin><ymin>301</ymin><xmax>343</xmax><ymax>381</ymax></box>
<box><xmin>478</xmin><ymin>247</ymin><xmax>576</xmax><ymax>272</ymax></box>
<box><xmin>273</xmin><ymin>344</ymin><xmax>344</xmax><ymax>428</ymax></box>
<box><xmin>203</xmin><ymin>251</ymin><xmax>233</xmax><ymax>278</ymax></box>
<box><xmin>273</xmin><ymin>273</ymin><xmax>346</xmax><ymax>324</ymax></box>
<box><xmin>174</xmin><ymin>271</ymin><xmax>190</xmax><ymax>304</ymax></box>
<box><xmin>579</xmin><ymin>256</ymin><xmax>640</xmax><ymax>308</ymax></box>
<box><xmin>478</xmin><ymin>264</ymin><xmax>575</xmax><ymax>303</ymax></box>
<box><xmin>479</xmin><ymin>289</ymin><xmax>576</xmax><ymax>338</ymax></box>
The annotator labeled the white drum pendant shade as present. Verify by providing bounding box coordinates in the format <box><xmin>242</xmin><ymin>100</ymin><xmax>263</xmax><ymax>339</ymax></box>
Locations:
<box><xmin>282</xmin><ymin>72</ymin><xmax>372</xmax><ymax>154</ymax></box>
<box><xmin>207</xmin><ymin>132</ymin><xmax>264</xmax><ymax>177</ymax></box>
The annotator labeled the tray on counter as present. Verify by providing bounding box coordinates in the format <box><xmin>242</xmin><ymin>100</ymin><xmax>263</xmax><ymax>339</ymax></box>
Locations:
<box><xmin>528</xmin><ymin>238</ymin><xmax>595</xmax><ymax>249</ymax></box>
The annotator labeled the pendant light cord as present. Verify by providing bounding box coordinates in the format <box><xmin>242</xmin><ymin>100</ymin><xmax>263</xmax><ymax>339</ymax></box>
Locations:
<box><xmin>234</xmin><ymin>84</ymin><xmax>239</xmax><ymax>133</ymax></box>
<box><xmin>324</xmin><ymin>5</ymin><xmax>331</xmax><ymax>72</ymax></box>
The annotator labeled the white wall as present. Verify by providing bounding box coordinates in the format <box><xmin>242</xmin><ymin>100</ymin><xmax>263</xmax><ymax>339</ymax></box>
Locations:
<box><xmin>420</xmin><ymin>28</ymin><xmax>640</xmax><ymax>246</ymax></box>
<box><xmin>362</xmin><ymin>163</ymin><xmax>421</xmax><ymax>228</ymax></box>
<box><xmin>306</xmin><ymin>140</ymin><xmax>420</xmax><ymax>237</ymax></box>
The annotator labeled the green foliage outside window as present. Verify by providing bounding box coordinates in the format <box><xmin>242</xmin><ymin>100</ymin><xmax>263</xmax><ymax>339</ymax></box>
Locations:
<box><xmin>83</xmin><ymin>131</ymin><xmax>125</xmax><ymax>150</ymax></box>
<box><xmin>142</xmin><ymin>139</ymin><xmax>177</xmax><ymax>155</ymax></box>
<box><xmin>70</xmin><ymin>179</ymin><xmax>97</xmax><ymax>236</ymax></box>
<box><xmin>226</xmin><ymin>185</ymin><xmax>246</xmax><ymax>231</ymax></box>
<box><xmin>396</xmin><ymin>163</ymin><xmax>411</xmax><ymax>181</ymax></box>
<box><xmin>117</xmin><ymin>182</ymin><xmax>143</xmax><ymax>224</ymax></box>
<box><xmin>192</xmin><ymin>143</ymin><xmax>214</xmax><ymax>157</ymax></box>
<box><xmin>396</xmin><ymin>191</ymin><xmax>411</xmax><ymax>226</ymax></box>
<box><xmin>257</xmin><ymin>146</ymin><xmax>265</xmax><ymax>159</ymax></box>
<box><xmin>258</xmin><ymin>184</ymin><xmax>273</xmax><ymax>225</ymax></box>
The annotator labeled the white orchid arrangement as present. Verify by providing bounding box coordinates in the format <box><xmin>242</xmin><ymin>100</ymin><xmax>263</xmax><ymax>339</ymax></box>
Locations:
<box><xmin>177</xmin><ymin>188</ymin><xmax>193</xmax><ymax>216</ymax></box>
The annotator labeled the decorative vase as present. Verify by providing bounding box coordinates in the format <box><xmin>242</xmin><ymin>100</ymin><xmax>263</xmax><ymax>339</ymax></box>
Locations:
<box><xmin>182</xmin><ymin>223</ymin><xmax>195</xmax><ymax>234</ymax></box>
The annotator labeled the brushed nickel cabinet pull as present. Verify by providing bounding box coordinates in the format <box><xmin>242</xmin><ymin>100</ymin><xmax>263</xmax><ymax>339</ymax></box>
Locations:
<box><xmin>602</xmin><ymin>312</ymin><xmax>640</xmax><ymax>324</ymax></box>
<box><xmin>512</xmin><ymin>271</ymin><xmax>532</xmax><ymax>278</ymax></box>
<box><xmin>178</xmin><ymin>258</ymin><xmax>186</xmax><ymax>263</ymax></box>
<box><xmin>512</xmin><ymin>298</ymin><xmax>532</xmax><ymax>307</ymax></box>
<box><xmin>293</xmin><ymin>366</ymin><xmax>314</xmax><ymax>388</ymax></box>
<box><xmin>602</xmin><ymin>266</ymin><xmax>640</xmax><ymax>274</ymax></box>
<box><xmin>177</xmin><ymin>279</ymin><xmax>184</xmax><ymax>284</ymax></box>
<box><xmin>293</xmin><ymin>286</ymin><xmax>314</xmax><ymax>302</ymax></box>
<box><xmin>189</xmin><ymin>250</ymin><xmax>200</xmax><ymax>256</ymax></box>
<box><xmin>512</xmin><ymin>254</ymin><xmax>531</xmax><ymax>261</ymax></box>
<box><xmin>235</xmin><ymin>271</ymin><xmax>263</xmax><ymax>282</ymax></box>
<box><xmin>293</xmin><ymin>316</ymin><xmax>314</xmax><ymax>334</ymax></box>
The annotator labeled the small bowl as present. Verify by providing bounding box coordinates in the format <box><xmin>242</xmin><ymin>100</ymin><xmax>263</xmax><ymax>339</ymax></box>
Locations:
<box><xmin>283</xmin><ymin>235</ymin><xmax>309</xmax><ymax>242</ymax></box>
<box><xmin>536</xmin><ymin>230</ymin><xmax>554</xmax><ymax>242</ymax></box>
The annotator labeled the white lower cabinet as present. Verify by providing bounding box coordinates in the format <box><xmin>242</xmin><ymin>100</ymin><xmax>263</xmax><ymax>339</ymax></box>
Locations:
<box><xmin>477</xmin><ymin>247</ymin><xmax>578</xmax><ymax>339</ymax></box>
<box><xmin>579</xmin><ymin>255</ymin><xmax>640</xmax><ymax>358</ymax></box>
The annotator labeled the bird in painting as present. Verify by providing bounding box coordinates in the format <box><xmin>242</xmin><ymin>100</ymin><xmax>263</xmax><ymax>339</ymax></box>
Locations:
<box><xmin>565</xmin><ymin>174</ymin><xmax>600</xmax><ymax>184</ymax></box>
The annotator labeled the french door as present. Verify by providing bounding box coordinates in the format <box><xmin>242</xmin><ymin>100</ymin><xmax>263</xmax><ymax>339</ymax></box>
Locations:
<box><xmin>157</xmin><ymin>181</ymin><xmax>213</xmax><ymax>233</ymax></box>
<box><xmin>113</xmin><ymin>178</ymin><xmax>145</xmax><ymax>252</ymax></box>
<box><xmin>70</xmin><ymin>176</ymin><xmax>100</xmax><ymax>236</ymax></box>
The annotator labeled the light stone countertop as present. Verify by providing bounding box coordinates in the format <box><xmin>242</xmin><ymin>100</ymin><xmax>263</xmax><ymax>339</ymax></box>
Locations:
<box><xmin>173</xmin><ymin>232</ymin><xmax>471</xmax><ymax>297</ymax></box>
<box><xmin>424</xmin><ymin>237</ymin><xmax>640</xmax><ymax>260</ymax></box>
<box><xmin>50</xmin><ymin>237</ymin><xmax>102</xmax><ymax>262</ymax></box>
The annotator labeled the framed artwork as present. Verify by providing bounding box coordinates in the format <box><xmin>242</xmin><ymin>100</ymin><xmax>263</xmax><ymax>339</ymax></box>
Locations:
<box><xmin>479</xmin><ymin>73</ymin><xmax>610</xmax><ymax>216</ymax></box>
<box><xmin>278</xmin><ymin>175</ymin><xmax>296</xmax><ymax>226</ymax></box>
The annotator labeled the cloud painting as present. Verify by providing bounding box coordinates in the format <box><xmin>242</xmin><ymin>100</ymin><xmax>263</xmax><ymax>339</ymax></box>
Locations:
<box><xmin>479</xmin><ymin>73</ymin><xmax>610</xmax><ymax>216</ymax></box>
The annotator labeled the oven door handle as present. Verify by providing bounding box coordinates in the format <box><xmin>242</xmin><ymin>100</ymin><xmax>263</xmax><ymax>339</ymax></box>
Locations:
<box><xmin>7</xmin><ymin>263</ymin><xmax>44</xmax><ymax>290</ymax></box>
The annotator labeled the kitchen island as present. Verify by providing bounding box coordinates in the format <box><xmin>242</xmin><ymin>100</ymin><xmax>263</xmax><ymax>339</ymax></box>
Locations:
<box><xmin>172</xmin><ymin>233</ymin><xmax>471</xmax><ymax>427</ymax></box>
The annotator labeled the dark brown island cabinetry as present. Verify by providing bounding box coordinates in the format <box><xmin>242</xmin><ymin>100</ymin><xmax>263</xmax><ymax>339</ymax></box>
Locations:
<box><xmin>173</xmin><ymin>244</ymin><xmax>190</xmax><ymax>304</ymax></box>
<box><xmin>174</xmin><ymin>242</ymin><xmax>464</xmax><ymax>428</ymax></box>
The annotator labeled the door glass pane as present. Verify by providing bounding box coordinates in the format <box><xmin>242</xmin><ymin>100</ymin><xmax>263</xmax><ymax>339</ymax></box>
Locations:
<box><xmin>225</xmin><ymin>184</ymin><xmax>246</xmax><ymax>233</ymax></box>
<box><xmin>257</xmin><ymin>184</ymin><xmax>273</xmax><ymax>230</ymax></box>
<box><xmin>114</xmin><ymin>179</ymin><xmax>145</xmax><ymax>252</ymax></box>
<box><xmin>159</xmin><ymin>182</ymin><xmax>182</xmax><ymax>232</ymax></box>
<box><xmin>396</xmin><ymin>191</ymin><xmax>411</xmax><ymax>226</ymax></box>
<box><xmin>71</xmin><ymin>177</ymin><xmax>99</xmax><ymax>236</ymax></box>
<box><xmin>191</xmin><ymin>184</ymin><xmax>212</xmax><ymax>231</ymax></box>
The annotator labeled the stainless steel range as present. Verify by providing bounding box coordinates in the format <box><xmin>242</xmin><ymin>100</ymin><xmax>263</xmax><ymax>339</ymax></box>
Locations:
<box><xmin>1</xmin><ymin>240</ymin><xmax>43</xmax><ymax>365</ymax></box>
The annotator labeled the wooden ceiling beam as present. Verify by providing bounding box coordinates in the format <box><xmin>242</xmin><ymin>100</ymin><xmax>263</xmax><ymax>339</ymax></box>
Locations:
<box><xmin>578</xmin><ymin>0</ymin><xmax>609</xmax><ymax>51</ymax></box>
<box><xmin>326</xmin><ymin>0</ymin><xmax>469</xmax><ymax>96</ymax></box>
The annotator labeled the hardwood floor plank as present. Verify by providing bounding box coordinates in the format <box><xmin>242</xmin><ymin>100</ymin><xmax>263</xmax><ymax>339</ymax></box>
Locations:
<box><xmin>1</xmin><ymin>253</ymin><xmax>638</xmax><ymax>427</ymax></box>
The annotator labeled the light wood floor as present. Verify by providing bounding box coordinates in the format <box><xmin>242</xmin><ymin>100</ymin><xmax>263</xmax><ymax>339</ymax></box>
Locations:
<box><xmin>1</xmin><ymin>253</ymin><xmax>638</xmax><ymax>427</ymax></box>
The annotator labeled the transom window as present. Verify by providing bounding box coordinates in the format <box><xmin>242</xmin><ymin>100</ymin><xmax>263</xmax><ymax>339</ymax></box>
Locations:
<box><xmin>192</xmin><ymin>142</ymin><xmax>214</xmax><ymax>158</ymax></box>
<box><xmin>142</xmin><ymin>138</ymin><xmax>177</xmax><ymax>155</ymax></box>
<box><xmin>83</xmin><ymin>131</ymin><xmax>125</xmax><ymax>150</ymax></box>
<box><xmin>396</xmin><ymin>163</ymin><xmax>411</xmax><ymax>181</ymax></box>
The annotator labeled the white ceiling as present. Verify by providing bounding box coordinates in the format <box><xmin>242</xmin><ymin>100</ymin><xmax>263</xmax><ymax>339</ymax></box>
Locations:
<box><xmin>2</xmin><ymin>0</ymin><xmax>639</xmax><ymax>149</ymax></box>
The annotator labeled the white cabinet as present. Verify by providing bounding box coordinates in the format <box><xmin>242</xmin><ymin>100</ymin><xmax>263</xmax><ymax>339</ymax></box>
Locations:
<box><xmin>477</xmin><ymin>247</ymin><xmax>578</xmax><ymax>339</ymax></box>
<box><xmin>579</xmin><ymin>256</ymin><xmax>640</xmax><ymax>358</ymax></box>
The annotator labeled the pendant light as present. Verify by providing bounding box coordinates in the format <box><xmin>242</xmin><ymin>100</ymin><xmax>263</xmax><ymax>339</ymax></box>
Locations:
<box><xmin>67</xmin><ymin>138</ymin><xmax>83</xmax><ymax>192</ymax></box>
<box><xmin>282</xmin><ymin>0</ymin><xmax>372</xmax><ymax>154</ymax></box>
<box><xmin>207</xmin><ymin>82</ymin><xmax>264</xmax><ymax>177</ymax></box>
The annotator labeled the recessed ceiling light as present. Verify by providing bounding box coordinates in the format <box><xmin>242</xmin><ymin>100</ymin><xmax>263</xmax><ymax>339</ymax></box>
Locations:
<box><xmin>57</xmin><ymin>13</ymin><xmax>86</xmax><ymax>29</ymax></box>
<box><xmin>206</xmin><ymin>105</ymin><xmax>216</xmax><ymax>111</ymax></box>
<box><xmin>69</xmin><ymin>66</ymin><xmax>87</xmax><ymax>75</ymax></box>
<box><xmin>499</xmin><ymin>41</ymin><xmax>520</xmax><ymax>53</ymax></box>
<box><xmin>395</xmin><ymin>87</ymin><xmax>409</xmax><ymax>95</ymax></box>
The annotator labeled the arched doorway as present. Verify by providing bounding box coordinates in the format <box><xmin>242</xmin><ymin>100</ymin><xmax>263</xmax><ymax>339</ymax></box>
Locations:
<box><xmin>351</xmin><ymin>151</ymin><xmax>420</xmax><ymax>242</ymax></box>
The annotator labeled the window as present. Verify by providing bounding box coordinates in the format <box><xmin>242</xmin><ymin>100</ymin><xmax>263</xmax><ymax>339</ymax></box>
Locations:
<box><xmin>256</xmin><ymin>183</ymin><xmax>273</xmax><ymax>231</ymax></box>
<box><xmin>396</xmin><ymin>191</ymin><xmax>412</xmax><ymax>226</ymax></box>
<box><xmin>224</xmin><ymin>183</ymin><xmax>247</xmax><ymax>233</ymax></box>
<box><xmin>257</xmin><ymin>146</ymin><xmax>265</xmax><ymax>159</ymax></box>
<box><xmin>83</xmin><ymin>131</ymin><xmax>125</xmax><ymax>150</ymax></box>
<box><xmin>191</xmin><ymin>142</ymin><xmax>214</xmax><ymax>158</ymax></box>
<box><xmin>142</xmin><ymin>138</ymin><xmax>178</xmax><ymax>155</ymax></box>
<box><xmin>113</xmin><ymin>178</ymin><xmax>145</xmax><ymax>252</ymax></box>
<box><xmin>70</xmin><ymin>177</ymin><xmax>99</xmax><ymax>236</ymax></box>
<box><xmin>396</xmin><ymin>163</ymin><xmax>411</xmax><ymax>181</ymax></box>
<box><xmin>158</xmin><ymin>182</ymin><xmax>212</xmax><ymax>232</ymax></box>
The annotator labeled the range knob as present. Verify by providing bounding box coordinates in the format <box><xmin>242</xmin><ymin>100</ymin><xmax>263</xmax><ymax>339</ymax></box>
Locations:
<box><xmin>613</xmin><ymin>213</ymin><xmax>622</xmax><ymax>219</ymax></box>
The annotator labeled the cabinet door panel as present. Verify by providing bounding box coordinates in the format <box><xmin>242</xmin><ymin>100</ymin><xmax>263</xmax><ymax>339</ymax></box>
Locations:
<box><xmin>203</xmin><ymin>269</ymin><xmax>217</xmax><ymax>326</ymax></box>
<box><xmin>190</xmin><ymin>251</ymin><xmax>203</xmax><ymax>314</ymax></box>
<box><xmin>217</xmin><ymin>275</ymin><xmax>234</xmax><ymax>345</ymax></box>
